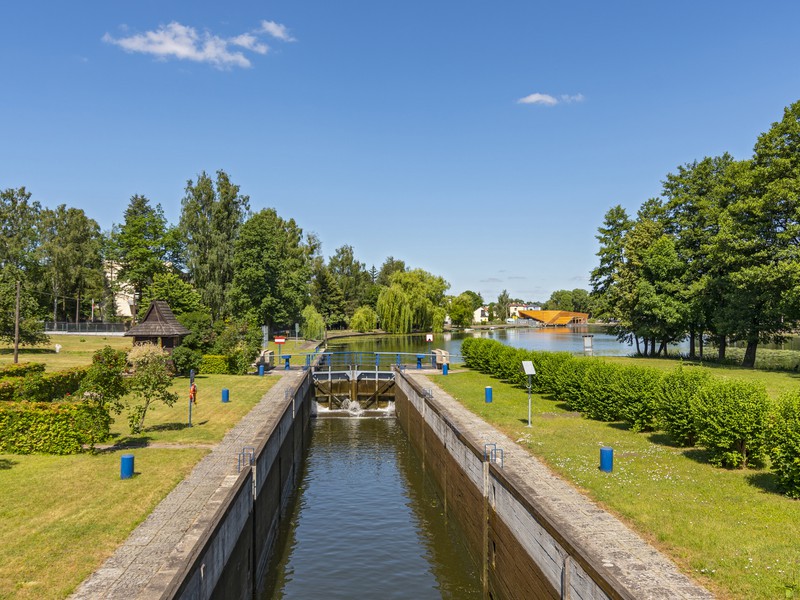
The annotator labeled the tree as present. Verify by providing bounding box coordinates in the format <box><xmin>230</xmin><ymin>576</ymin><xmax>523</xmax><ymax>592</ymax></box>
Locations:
<box><xmin>461</xmin><ymin>290</ymin><xmax>484</xmax><ymax>311</ymax></box>
<box><xmin>78</xmin><ymin>346</ymin><xmax>128</xmax><ymax>415</ymax></box>
<box><xmin>376</xmin><ymin>284</ymin><xmax>413</xmax><ymax>333</ymax></box>
<box><xmin>0</xmin><ymin>268</ymin><xmax>47</xmax><ymax>345</ymax></box>
<box><xmin>310</xmin><ymin>264</ymin><xmax>347</xmax><ymax>328</ymax></box>
<box><xmin>571</xmin><ymin>288</ymin><xmax>592</xmax><ymax>314</ymax></box>
<box><xmin>449</xmin><ymin>293</ymin><xmax>475</xmax><ymax>328</ymax></box>
<box><xmin>113</xmin><ymin>195</ymin><xmax>171</xmax><ymax>320</ymax></box>
<box><xmin>301</xmin><ymin>305</ymin><xmax>326</xmax><ymax>340</ymax></box>
<box><xmin>0</xmin><ymin>187</ymin><xmax>40</xmax><ymax>275</ymax></box>
<box><xmin>590</xmin><ymin>205</ymin><xmax>631</xmax><ymax>321</ymax></box>
<box><xmin>125</xmin><ymin>344</ymin><xmax>178</xmax><ymax>434</ymax></box>
<box><xmin>137</xmin><ymin>272</ymin><xmax>206</xmax><ymax>320</ymax></box>
<box><xmin>496</xmin><ymin>289</ymin><xmax>511</xmax><ymax>320</ymax></box>
<box><xmin>329</xmin><ymin>245</ymin><xmax>371</xmax><ymax>316</ymax></box>
<box><xmin>229</xmin><ymin>208</ymin><xmax>311</xmax><ymax>330</ymax></box>
<box><xmin>377</xmin><ymin>256</ymin><xmax>406</xmax><ymax>287</ymax></box>
<box><xmin>349</xmin><ymin>306</ymin><xmax>378</xmax><ymax>332</ymax></box>
<box><xmin>180</xmin><ymin>170</ymin><xmax>249</xmax><ymax>321</ymax></box>
<box><xmin>544</xmin><ymin>290</ymin><xmax>574</xmax><ymax>311</ymax></box>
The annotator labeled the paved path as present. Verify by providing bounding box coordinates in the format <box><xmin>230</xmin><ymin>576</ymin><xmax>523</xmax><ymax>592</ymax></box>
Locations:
<box><xmin>409</xmin><ymin>373</ymin><xmax>713</xmax><ymax>600</ymax></box>
<box><xmin>69</xmin><ymin>370</ymin><xmax>302</xmax><ymax>600</ymax></box>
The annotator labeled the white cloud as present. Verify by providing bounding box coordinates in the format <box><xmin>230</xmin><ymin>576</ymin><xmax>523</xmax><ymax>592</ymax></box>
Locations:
<box><xmin>103</xmin><ymin>21</ymin><xmax>290</xmax><ymax>69</ymax></box>
<box><xmin>231</xmin><ymin>33</ymin><xmax>269</xmax><ymax>55</ymax></box>
<box><xmin>517</xmin><ymin>92</ymin><xmax>585</xmax><ymax>106</ymax></box>
<box><xmin>260</xmin><ymin>20</ymin><xmax>296</xmax><ymax>42</ymax></box>
<box><xmin>517</xmin><ymin>93</ymin><xmax>558</xmax><ymax>106</ymax></box>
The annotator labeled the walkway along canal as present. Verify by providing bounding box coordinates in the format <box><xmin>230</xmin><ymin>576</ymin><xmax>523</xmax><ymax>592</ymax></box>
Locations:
<box><xmin>71</xmin><ymin>363</ymin><xmax>712</xmax><ymax>599</ymax></box>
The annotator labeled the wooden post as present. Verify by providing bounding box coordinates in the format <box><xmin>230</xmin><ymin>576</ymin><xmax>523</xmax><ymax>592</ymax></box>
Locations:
<box><xmin>13</xmin><ymin>280</ymin><xmax>21</xmax><ymax>364</ymax></box>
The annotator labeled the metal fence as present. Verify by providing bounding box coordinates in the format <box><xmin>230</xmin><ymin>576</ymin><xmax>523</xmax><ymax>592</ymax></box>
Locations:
<box><xmin>43</xmin><ymin>322</ymin><xmax>128</xmax><ymax>335</ymax></box>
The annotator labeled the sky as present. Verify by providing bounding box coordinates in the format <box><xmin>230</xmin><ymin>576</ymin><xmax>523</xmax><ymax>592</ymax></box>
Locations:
<box><xmin>2</xmin><ymin>1</ymin><xmax>799</xmax><ymax>304</ymax></box>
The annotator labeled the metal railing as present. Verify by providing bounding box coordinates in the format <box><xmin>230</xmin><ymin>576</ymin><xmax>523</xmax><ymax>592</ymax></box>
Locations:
<box><xmin>43</xmin><ymin>322</ymin><xmax>128</xmax><ymax>334</ymax></box>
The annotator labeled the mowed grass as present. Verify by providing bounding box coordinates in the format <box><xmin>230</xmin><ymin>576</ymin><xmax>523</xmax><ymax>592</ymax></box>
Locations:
<box><xmin>430</xmin><ymin>367</ymin><xmax>800</xmax><ymax>600</ymax></box>
<box><xmin>0</xmin><ymin>337</ymin><xmax>279</xmax><ymax>599</ymax></box>
<box><xmin>0</xmin><ymin>335</ymin><xmax>132</xmax><ymax>372</ymax></box>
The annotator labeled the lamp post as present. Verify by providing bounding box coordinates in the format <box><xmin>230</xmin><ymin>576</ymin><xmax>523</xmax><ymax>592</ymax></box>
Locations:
<box><xmin>521</xmin><ymin>360</ymin><xmax>536</xmax><ymax>428</ymax></box>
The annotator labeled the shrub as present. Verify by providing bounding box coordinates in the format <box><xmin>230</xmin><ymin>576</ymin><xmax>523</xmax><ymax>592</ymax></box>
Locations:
<box><xmin>550</xmin><ymin>357</ymin><xmax>593</xmax><ymax>411</ymax></box>
<box><xmin>172</xmin><ymin>345</ymin><xmax>203</xmax><ymax>377</ymax></box>
<box><xmin>0</xmin><ymin>362</ymin><xmax>46</xmax><ymax>378</ymax></box>
<box><xmin>655</xmin><ymin>366</ymin><xmax>710</xmax><ymax>446</ymax></box>
<box><xmin>78</xmin><ymin>346</ymin><xmax>128</xmax><ymax>414</ymax></box>
<box><xmin>0</xmin><ymin>399</ymin><xmax>111</xmax><ymax>454</ymax></box>
<box><xmin>615</xmin><ymin>366</ymin><xmax>663</xmax><ymax>432</ymax></box>
<box><xmin>580</xmin><ymin>361</ymin><xmax>621</xmax><ymax>421</ymax></box>
<box><xmin>767</xmin><ymin>391</ymin><xmax>800</xmax><ymax>498</ymax></box>
<box><xmin>126</xmin><ymin>344</ymin><xmax>178</xmax><ymax>434</ymax></box>
<box><xmin>200</xmin><ymin>354</ymin><xmax>232</xmax><ymax>374</ymax></box>
<box><xmin>693</xmin><ymin>379</ymin><xmax>770</xmax><ymax>468</ymax></box>
<box><xmin>349</xmin><ymin>306</ymin><xmax>378</xmax><ymax>333</ymax></box>
<box><xmin>3</xmin><ymin>367</ymin><xmax>88</xmax><ymax>403</ymax></box>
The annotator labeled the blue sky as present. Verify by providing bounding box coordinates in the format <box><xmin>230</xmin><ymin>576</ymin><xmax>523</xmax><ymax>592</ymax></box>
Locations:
<box><xmin>2</xmin><ymin>1</ymin><xmax>799</xmax><ymax>304</ymax></box>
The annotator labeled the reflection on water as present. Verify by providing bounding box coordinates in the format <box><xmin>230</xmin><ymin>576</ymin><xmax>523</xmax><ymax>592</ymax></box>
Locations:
<box><xmin>328</xmin><ymin>325</ymin><xmax>689</xmax><ymax>357</ymax></box>
<box><xmin>261</xmin><ymin>418</ymin><xmax>481</xmax><ymax>600</ymax></box>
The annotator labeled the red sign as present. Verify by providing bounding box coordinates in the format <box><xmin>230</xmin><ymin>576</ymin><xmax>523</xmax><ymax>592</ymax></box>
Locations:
<box><xmin>274</xmin><ymin>337</ymin><xmax>286</xmax><ymax>344</ymax></box>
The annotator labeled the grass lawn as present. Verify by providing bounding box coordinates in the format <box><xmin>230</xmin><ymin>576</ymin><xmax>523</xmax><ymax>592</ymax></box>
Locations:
<box><xmin>430</xmin><ymin>367</ymin><xmax>800</xmax><ymax>600</ymax></box>
<box><xmin>0</xmin><ymin>336</ymin><xmax>278</xmax><ymax>599</ymax></box>
<box><xmin>0</xmin><ymin>335</ymin><xmax>132</xmax><ymax>372</ymax></box>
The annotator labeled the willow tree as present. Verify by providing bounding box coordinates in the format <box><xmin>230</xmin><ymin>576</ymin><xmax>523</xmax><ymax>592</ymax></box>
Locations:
<box><xmin>377</xmin><ymin>284</ymin><xmax>413</xmax><ymax>333</ymax></box>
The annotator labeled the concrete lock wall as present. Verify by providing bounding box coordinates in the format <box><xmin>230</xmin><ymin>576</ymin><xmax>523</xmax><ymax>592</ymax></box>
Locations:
<box><xmin>163</xmin><ymin>372</ymin><xmax>313</xmax><ymax>600</ymax></box>
<box><xmin>394</xmin><ymin>372</ymin><xmax>621</xmax><ymax>600</ymax></box>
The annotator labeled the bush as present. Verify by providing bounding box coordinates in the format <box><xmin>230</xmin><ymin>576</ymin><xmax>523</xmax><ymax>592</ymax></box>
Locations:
<box><xmin>615</xmin><ymin>366</ymin><xmax>663</xmax><ymax>432</ymax></box>
<box><xmin>0</xmin><ymin>399</ymin><xmax>111</xmax><ymax>454</ymax></box>
<box><xmin>0</xmin><ymin>362</ymin><xmax>46</xmax><ymax>378</ymax></box>
<box><xmin>0</xmin><ymin>367</ymin><xmax>88</xmax><ymax>403</ymax></box>
<box><xmin>693</xmin><ymin>379</ymin><xmax>769</xmax><ymax>468</ymax></box>
<box><xmin>767</xmin><ymin>391</ymin><xmax>800</xmax><ymax>498</ymax></box>
<box><xmin>349</xmin><ymin>306</ymin><xmax>378</xmax><ymax>333</ymax></box>
<box><xmin>655</xmin><ymin>366</ymin><xmax>710</xmax><ymax>446</ymax></box>
<box><xmin>172</xmin><ymin>345</ymin><xmax>202</xmax><ymax>376</ymax></box>
<box><xmin>580</xmin><ymin>361</ymin><xmax>621</xmax><ymax>421</ymax></box>
<box><xmin>200</xmin><ymin>354</ymin><xmax>232</xmax><ymax>374</ymax></box>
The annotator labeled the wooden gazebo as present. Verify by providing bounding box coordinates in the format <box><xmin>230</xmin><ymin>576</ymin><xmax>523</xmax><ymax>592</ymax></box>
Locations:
<box><xmin>124</xmin><ymin>301</ymin><xmax>190</xmax><ymax>353</ymax></box>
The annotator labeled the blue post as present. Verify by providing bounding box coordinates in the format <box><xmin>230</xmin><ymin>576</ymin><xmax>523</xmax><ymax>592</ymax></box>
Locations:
<box><xmin>485</xmin><ymin>386</ymin><xmax>493</xmax><ymax>403</ymax></box>
<box><xmin>284</xmin><ymin>356</ymin><xmax>291</xmax><ymax>370</ymax></box>
<box><xmin>222</xmin><ymin>388</ymin><xmax>230</xmax><ymax>403</ymax></box>
<box><xmin>189</xmin><ymin>369</ymin><xmax>195</xmax><ymax>384</ymax></box>
<box><xmin>120</xmin><ymin>454</ymin><xmax>134</xmax><ymax>479</ymax></box>
<box><xmin>416</xmin><ymin>354</ymin><xmax>424</xmax><ymax>369</ymax></box>
<box><xmin>443</xmin><ymin>363</ymin><xmax>449</xmax><ymax>375</ymax></box>
<box><xmin>396</xmin><ymin>353</ymin><xmax>401</xmax><ymax>367</ymax></box>
<box><xmin>600</xmin><ymin>447</ymin><xmax>614</xmax><ymax>472</ymax></box>
<box><xmin>258</xmin><ymin>364</ymin><xmax>264</xmax><ymax>377</ymax></box>
<box><xmin>305</xmin><ymin>355</ymin><xmax>311</xmax><ymax>370</ymax></box>
<box><xmin>431</xmin><ymin>353</ymin><xmax>436</xmax><ymax>368</ymax></box>
<box><xmin>375</xmin><ymin>354</ymin><xmax>380</xmax><ymax>368</ymax></box>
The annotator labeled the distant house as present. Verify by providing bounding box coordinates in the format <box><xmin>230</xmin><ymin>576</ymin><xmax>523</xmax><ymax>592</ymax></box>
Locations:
<box><xmin>509</xmin><ymin>303</ymin><xmax>539</xmax><ymax>318</ymax></box>
<box><xmin>473</xmin><ymin>306</ymin><xmax>489</xmax><ymax>324</ymax></box>
<box><xmin>124</xmin><ymin>301</ymin><xmax>190</xmax><ymax>353</ymax></box>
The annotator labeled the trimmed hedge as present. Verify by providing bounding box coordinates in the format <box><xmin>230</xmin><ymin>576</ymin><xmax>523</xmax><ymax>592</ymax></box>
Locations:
<box><xmin>0</xmin><ymin>400</ymin><xmax>110</xmax><ymax>454</ymax></box>
<box><xmin>0</xmin><ymin>366</ymin><xmax>88</xmax><ymax>402</ymax></box>
<box><xmin>200</xmin><ymin>354</ymin><xmax>233</xmax><ymax>375</ymax></box>
<box><xmin>0</xmin><ymin>362</ymin><xmax>46</xmax><ymax>378</ymax></box>
<box><xmin>458</xmin><ymin>337</ymin><xmax>794</xmax><ymax>488</ymax></box>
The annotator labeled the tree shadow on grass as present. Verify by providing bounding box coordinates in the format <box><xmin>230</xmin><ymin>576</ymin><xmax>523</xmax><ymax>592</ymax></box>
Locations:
<box><xmin>0</xmin><ymin>458</ymin><xmax>17</xmax><ymax>470</ymax></box>
<box><xmin>607</xmin><ymin>421</ymin><xmax>632</xmax><ymax>431</ymax></box>
<box><xmin>746</xmin><ymin>471</ymin><xmax>783</xmax><ymax>496</ymax></box>
<box><xmin>646</xmin><ymin>432</ymin><xmax>686</xmax><ymax>449</ymax></box>
<box><xmin>681</xmin><ymin>448</ymin><xmax>713</xmax><ymax>465</ymax></box>
<box><xmin>0</xmin><ymin>347</ymin><xmax>55</xmax><ymax>355</ymax></box>
<box><xmin>144</xmin><ymin>422</ymin><xmax>196</xmax><ymax>433</ymax></box>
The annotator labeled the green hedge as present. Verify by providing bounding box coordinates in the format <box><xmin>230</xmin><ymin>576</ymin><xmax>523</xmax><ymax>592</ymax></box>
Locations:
<box><xmin>0</xmin><ymin>400</ymin><xmax>111</xmax><ymax>454</ymax></box>
<box><xmin>458</xmin><ymin>337</ymin><xmax>795</xmax><ymax>490</ymax></box>
<box><xmin>0</xmin><ymin>366</ymin><xmax>88</xmax><ymax>402</ymax></box>
<box><xmin>0</xmin><ymin>362</ymin><xmax>46</xmax><ymax>378</ymax></box>
<box><xmin>200</xmin><ymin>354</ymin><xmax>233</xmax><ymax>374</ymax></box>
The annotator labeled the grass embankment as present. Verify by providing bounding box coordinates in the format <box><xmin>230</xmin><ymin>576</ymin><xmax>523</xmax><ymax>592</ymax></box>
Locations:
<box><xmin>0</xmin><ymin>335</ymin><xmax>132</xmax><ymax>371</ymax></box>
<box><xmin>431</xmin><ymin>366</ymin><xmax>800</xmax><ymax>600</ymax></box>
<box><xmin>0</xmin><ymin>337</ymin><xmax>277</xmax><ymax>600</ymax></box>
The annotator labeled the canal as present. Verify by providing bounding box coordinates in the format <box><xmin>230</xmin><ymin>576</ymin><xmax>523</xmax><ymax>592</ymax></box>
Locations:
<box><xmin>260</xmin><ymin>417</ymin><xmax>482</xmax><ymax>600</ymax></box>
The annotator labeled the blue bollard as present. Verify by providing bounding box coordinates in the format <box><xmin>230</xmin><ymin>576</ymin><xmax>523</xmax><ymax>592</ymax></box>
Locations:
<box><xmin>258</xmin><ymin>364</ymin><xmax>264</xmax><ymax>377</ymax></box>
<box><xmin>222</xmin><ymin>388</ymin><xmax>230</xmax><ymax>403</ymax></box>
<box><xmin>416</xmin><ymin>354</ymin><xmax>424</xmax><ymax>369</ymax></box>
<box><xmin>120</xmin><ymin>454</ymin><xmax>134</xmax><ymax>479</ymax></box>
<box><xmin>443</xmin><ymin>363</ymin><xmax>449</xmax><ymax>375</ymax></box>
<box><xmin>284</xmin><ymin>356</ymin><xmax>291</xmax><ymax>370</ymax></box>
<box><xmin>600</xmin><ymin>446</ymin><xmax>614</xmax><ymax>472</ymax></box>
<box><xmin>485</xmin><ymin>386</ymin><xmax>493</xmax><ymax>403</ymax></box>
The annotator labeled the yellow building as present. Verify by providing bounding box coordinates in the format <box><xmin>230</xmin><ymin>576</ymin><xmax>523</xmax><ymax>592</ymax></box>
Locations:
<box><xmin>518</xmin><ymin>310</ymin><xmax>588</xmax><ymax>326</ymax></box>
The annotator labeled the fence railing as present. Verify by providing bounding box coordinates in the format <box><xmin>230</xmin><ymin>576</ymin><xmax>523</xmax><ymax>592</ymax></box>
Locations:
<box><xmin>43</xmin><ymin>322</ymin><xmax>128</xmax><ymax>334</ymax></box>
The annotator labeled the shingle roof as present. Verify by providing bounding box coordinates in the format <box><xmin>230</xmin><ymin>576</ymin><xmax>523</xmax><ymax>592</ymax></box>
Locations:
<box><xmin>124</xmin><ymin>301</ymin><xmax>191</xmax><ymax>338</ymax></box>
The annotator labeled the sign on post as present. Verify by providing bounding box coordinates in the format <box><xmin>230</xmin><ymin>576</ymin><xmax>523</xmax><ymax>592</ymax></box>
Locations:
<box><xmin>274</xmin><ymin>336</ymin><xmax>286</xmax><ymax>358</ymax></box>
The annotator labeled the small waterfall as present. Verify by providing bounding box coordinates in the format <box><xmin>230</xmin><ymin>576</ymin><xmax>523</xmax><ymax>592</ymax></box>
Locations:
<box><xmin>341</xmin><ymin>399</ymin><xmax>364</xmax><ymax>416</ymax></box>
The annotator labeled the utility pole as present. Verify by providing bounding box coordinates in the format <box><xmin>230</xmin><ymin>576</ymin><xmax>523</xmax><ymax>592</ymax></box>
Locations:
<box><xmin>13</xmin><ymin>280</ymin><xmax>21</xmax><ymax>364</ymax></box>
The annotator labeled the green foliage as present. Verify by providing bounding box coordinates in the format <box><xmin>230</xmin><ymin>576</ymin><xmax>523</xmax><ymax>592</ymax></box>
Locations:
<box><xmin>767</xmin><ymin>391</ymin><xmax>800</xmax><ymax>498</ymax></box>
<box><xmin>177</xmin><ymin>310</ymin><xmax>215</xmax><ymax>353</ymax></box>
<box><xmin>449</xmin><ymin>293</ymin><xmax>477</xmax><ymax>328</ymax></box>
<box><xmin>0</xmin><ymin>362</ymin><xmax>45</xmax><ymax>377</ymax></box>
<box><xmin>655</xmin><ymin>366</ymin><xmax>710</xmax><ymax>446</ymax></box>
<box><xmin>376</xmin><ymin>284</ymin><xmax>413</xmax><ymax>333</ymax></box>
<box><xmin>0</xmin><ymin>367</ymin><xmax>88</xmax><ymax>402</ymax></box>
<box><xmin>574</xmin><ymin>360</ymin><xmax>619</xmax><ymax>420</ymax></box>
<box><xmin>126</xmin><ymin>344</ymin><xmax>178</xmax><ymax>433</ymax></box>
<box><xmin>0</xmin><ymin>399</ymin><xmax>110</xmax><ymax>454</ymax></box>
<box><xmin>693</xmin><ymin>379</ymin><xmax>769</xmax><ymax>468</ymax></box>
<box><xmin>349</xmin><ymin>305</ymin><xmax>378</xmax><ymax>332</ymax></box>
<box><xmin>0</xmin><ymin>268</ymin><xmax>48</xmax><ymax>346</ymax></box>
<box><xmin>614</xmin><ymin>365</ymin><xmax>663</xmax><ymax>431</ymax></box>
<box><xmin>137</xmin><ymin>272</ymin><xmax>206</xmax><ymax>321</ymax></box>
<box><xmin>77</xmin><ymin>346</ymin><xmax>127</xmax><ymax>413</ymax></box>
<box><xmin>301</xmin><ymin>305</ymin><xmax>326</xmax><ymax>340</ymax></box>
<box><xmin>171</xmin><ymin>345</ymin><xmax>202</xmax><ymax>376</ymax></box>
<box><xmin>200</xmin><ymin>354</ymin><xmax>232</xmax><ymax>374</ymax></box>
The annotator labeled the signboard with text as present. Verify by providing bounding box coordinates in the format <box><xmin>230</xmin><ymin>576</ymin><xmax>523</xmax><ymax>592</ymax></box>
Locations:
<box><xmin>274</xmin><ymin>336</ymin><xmax>286</xmax><ymax>345</ymax></box>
